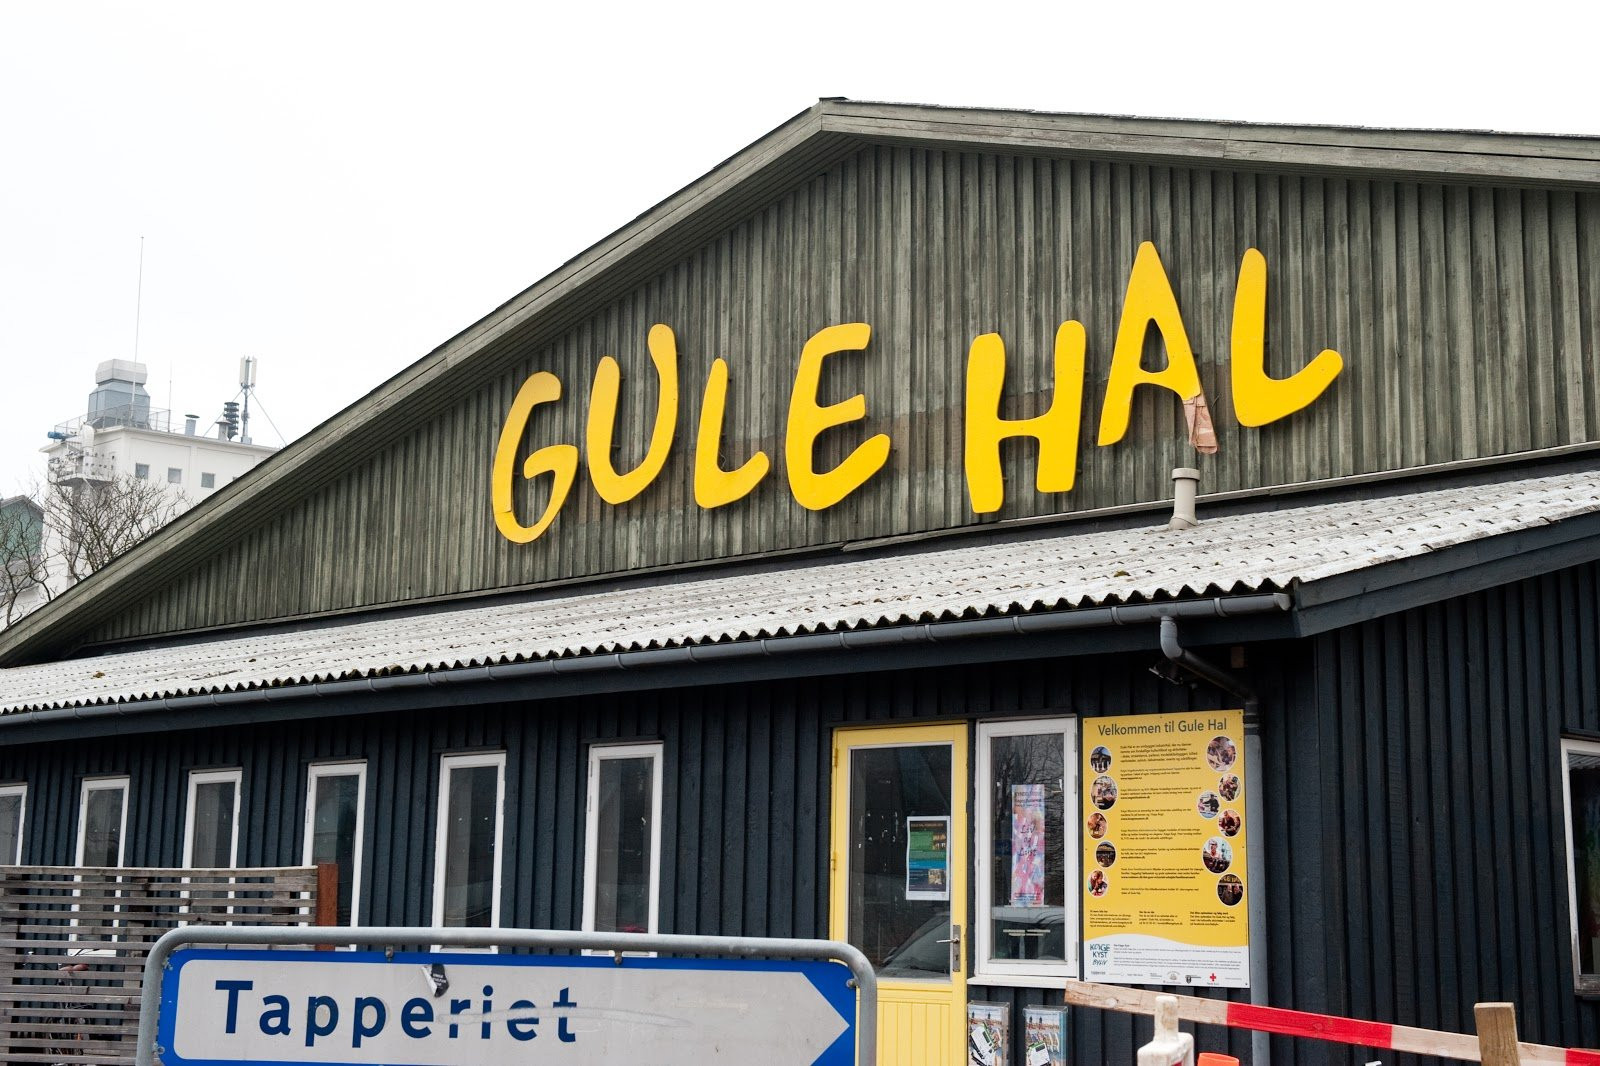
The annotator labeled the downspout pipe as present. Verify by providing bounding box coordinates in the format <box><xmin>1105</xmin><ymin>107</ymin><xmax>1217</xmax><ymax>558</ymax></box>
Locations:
<box><xmin>1158</xmin><ymin>613</ymin><xmax>1270</xmax><ymax>1066</ymax></box>
<box><xmin>1158</xmin><ymin>615</ymin><xmax>1256</xmax><ymax>710</ymax></box>
<box><xmin>2</xmin><ymin>592</ymin><xmax>1292</xmax><ymax>730</ymax></box>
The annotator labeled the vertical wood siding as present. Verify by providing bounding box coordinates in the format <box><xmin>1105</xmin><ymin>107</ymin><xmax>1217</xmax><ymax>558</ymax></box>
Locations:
<box><xmin>8</xmin><ymin>566</ymin><xmax>1600</xmax><ymax>1063</ymax></box>
<box><xmin>82</xmin><ymin>149</ymin><xmax>1600</xmax><ymax>643</ymax></box>
<box><xmin>1301</xmin><ymin>563</ymin><xmax>1600</xmax><ymax>1062</ymax></box>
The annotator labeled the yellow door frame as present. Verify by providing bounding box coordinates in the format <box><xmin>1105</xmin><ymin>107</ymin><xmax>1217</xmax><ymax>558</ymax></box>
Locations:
<box><xmin>829</xmin><ymin>721</ymin><xmax>969</xmax><ymax>1066</ymax></box>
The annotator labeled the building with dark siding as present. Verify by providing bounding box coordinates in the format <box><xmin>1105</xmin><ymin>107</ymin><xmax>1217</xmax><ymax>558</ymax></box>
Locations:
<box><xmin>2</xmin><ymin>101</ymin><xmax>1600</xmax><ymax>1066</ymax></box>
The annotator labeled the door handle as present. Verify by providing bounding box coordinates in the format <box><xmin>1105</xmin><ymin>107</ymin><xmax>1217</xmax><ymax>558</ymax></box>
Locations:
<box><xmin>936</xmin><ymin>924</ymin><xmax>962</xmax><ymax>973</ymax></box>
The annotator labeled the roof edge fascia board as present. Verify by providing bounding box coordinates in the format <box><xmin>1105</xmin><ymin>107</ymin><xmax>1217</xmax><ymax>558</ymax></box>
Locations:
<box><xmin>817</xmin><ymin>101</ymin><xmax>1600</xmax><ymax>189</ymax></box>
<box><xmin>822</xmin><ymin>100</ymin><xmax>1600</xmax><ymax>161</ymax></box>
<box><xmin>1291</xmin><ymin>509</ymin><xmax>1600</xmax><ymax>637</ymax></box>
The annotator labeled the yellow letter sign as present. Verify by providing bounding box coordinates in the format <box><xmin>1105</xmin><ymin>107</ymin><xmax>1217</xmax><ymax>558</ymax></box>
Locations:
<box><xmin>586</xmin><ymin>324</ymin><xmax>680</xmax><ymax>504</ymax></box>
<box><xmin>1230</xmin><ymin>248</ymin><xmax>1343</xmax><ymax>426</ymax></box>
<box><xmin>964</xmin><ymin>321</ymin><xmax>1086</xmax><ymax>514</ymax></box>
<box><xmin>1097</xmin><ymin>242</ymin><xmax>1209</xmax><ymax>447</ymax></box>
<box><xmin>785</xmin><ymin>323</ymin><xmax>891</xmax><ymax>511</ymax></box>
<box><xmin>491</xmin><ymin>371</ymin><xmax>579</xmax><ymax>544</ymax></box>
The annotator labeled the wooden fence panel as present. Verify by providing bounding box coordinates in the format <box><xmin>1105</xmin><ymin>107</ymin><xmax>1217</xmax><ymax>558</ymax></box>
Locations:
<box><xmin>0</xmin><ymin>864</ymin><xmax>322</xmax><ymax>1064</ymax></box>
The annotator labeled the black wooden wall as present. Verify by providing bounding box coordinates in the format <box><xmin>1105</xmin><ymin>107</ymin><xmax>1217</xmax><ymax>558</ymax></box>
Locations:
<box><xmin>5</xmin><ymin>562</ymin><xmax>1600</xmax><ymax>1065</ymax></box>
<box><xmin>1293</xmin><ymin>563</ymin><xmax>1600</xmax><ymax>1059</ymax></box>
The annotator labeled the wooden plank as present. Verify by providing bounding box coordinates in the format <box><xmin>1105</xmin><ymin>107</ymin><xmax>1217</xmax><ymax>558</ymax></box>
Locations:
<box><xmin>314</xmin><ymin>860</ymin><xmax>337</xmax><ymax>950</ymax></box>
<box><xmin>1476</xmin><ymin>1003</ymin><xmax>1523</xmax><ymax>1066</ymax></box>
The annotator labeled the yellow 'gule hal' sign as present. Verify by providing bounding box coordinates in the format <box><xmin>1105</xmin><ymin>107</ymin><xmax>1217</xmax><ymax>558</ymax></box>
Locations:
<box><xmin>492</xmin><ymin>243</ymin><xmax>1343</xmax><ymax>544</ymax></box>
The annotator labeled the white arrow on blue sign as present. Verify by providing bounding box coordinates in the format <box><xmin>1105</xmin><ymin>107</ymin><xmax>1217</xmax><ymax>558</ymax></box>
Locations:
<box><xmin>157</xmin><ymin>949</ymin><xmax>856</xmax><ymax>1065</ymax></box>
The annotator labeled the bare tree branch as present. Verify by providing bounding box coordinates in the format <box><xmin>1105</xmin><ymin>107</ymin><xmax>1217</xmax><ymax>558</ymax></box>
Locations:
<box><xmin>0</xmin><ymin>497</ymin><xmax>50</xmax><ymax>627</ymax></box>
<box><xmin>0</xmin><ymin>474</ymin><xmax>186</xmax><ymax>627</ymax></box>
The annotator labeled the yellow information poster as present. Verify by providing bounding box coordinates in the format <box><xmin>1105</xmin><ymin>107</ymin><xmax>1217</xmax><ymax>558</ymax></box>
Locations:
<box><xmin>1081</xmin><ymin>710</ymin><xmax>1249</xmax><ymax>988</ymax></box>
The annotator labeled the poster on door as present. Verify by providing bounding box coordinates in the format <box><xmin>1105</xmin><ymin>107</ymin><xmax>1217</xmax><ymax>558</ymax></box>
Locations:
<box><xmin>1081</xmin><ymin>709</ymin><xmax>1249</xmax><ymax>987</ymax></box>
<box><xmin>905</xmin><ymin>816</ymin><xmax>951</xmax><ymax>901</ymax></box>
<box><xmin>1010</xmin><ymin>784</ymin><xmax>1047</xmax><ymax>906</ymax></box>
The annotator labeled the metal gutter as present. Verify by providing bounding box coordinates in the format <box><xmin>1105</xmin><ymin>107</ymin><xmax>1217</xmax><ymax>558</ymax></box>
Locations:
<box><xmin>0</xmin><ymin>592</ymin><xmax>1292</xmax><ymax>726</ymax></box>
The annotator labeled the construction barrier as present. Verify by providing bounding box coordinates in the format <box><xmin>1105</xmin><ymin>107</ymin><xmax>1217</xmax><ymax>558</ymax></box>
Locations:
<box><xmin>1065</xmin><ymin>981</ymin><xmax>1600</xmax><ymax>1066</ymax></box>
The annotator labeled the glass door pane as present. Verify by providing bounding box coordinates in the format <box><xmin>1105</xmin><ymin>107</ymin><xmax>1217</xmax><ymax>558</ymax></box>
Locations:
<box><xmin>594</xmin><ymin>756</ymin><xmax>654</xmax><ymax>933</ymax></box>
<box><xmin>311</xmin><ymin>774</ymin><xmax>361</xmax><ymax>925</ymax></box>
<box><xmin>190</xmin><ymin>780</ymin><xmax>237</xmax><ymax>867</ymax></box>
<box><xmin>444</xmin><ymin>764</ymin><xmax>499</xmax><ymax>926</ymax></box>
<box><xmin>987</xmin><ymin>731</ymin><xmax>1067</xmax><ymax>961</ymax></box>
<box><xmin>0</xmin><ymin>792</ymin><xmax>21</xmax><ymax>864</ymax></box>
<box><xmin>848</xmin><ymin>743</ymin><xmax>953</xmax><ymax>979</ymax></box>
<box><xmin>82</xmin><ymin>787</ymin><xmax>125</xmax><ymax>867</ymax></box>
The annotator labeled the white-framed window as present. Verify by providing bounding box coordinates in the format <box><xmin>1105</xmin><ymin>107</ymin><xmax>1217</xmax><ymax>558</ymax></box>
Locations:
<box><xmin>183</xmin><ymin>769</ymin><xmax>242</xmax><ymax>868</ymax></box>
<box><xmin>76</xmin><ymin>776</ymin><xmax>129</xmax><ymax>867</ymax></box>
<box><xmin>200</xmin><ymin>472</ymin><xmax>215</xmax><ymax>489</ymax></box>
<box><xmin>1562</xmin><ymin>737</ymin><xmax>1600</xmax><ymax>993</ymax></box>
<box><xmin>0</xmin><ymin>783</ymin><xmax>26</xmax><ymax>864</ymax></box>
<box><xmin>582</xmin><ymin>742</ymin><xmax>664</xmax><ymax>936</ymax></box>
<box><xmin>973</xmin><ymin>717</ymin><xmax>1078</xmax><ymax>985</ymax></box>
<box><xmin>432</xmin><ymin>752</ymin><xmax>505</xmax><ymax>928</ymax></box>
<box><xmin>303</xmin><ymin>761</ymin><xmax>366</xmax><ymax>925</ymax></box>
<box><xmin>133</xmin><ymin>463</ymin><xmax>149</xmax><ymax>480</ymax></box>
<box><xmin>166</xmin><ymin>466</ymin><xmax>182</xmax><ymax>484</ymax></box>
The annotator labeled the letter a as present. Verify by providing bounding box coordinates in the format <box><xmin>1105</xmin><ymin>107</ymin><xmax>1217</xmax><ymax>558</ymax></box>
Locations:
<box><xmin>1097</xmin><ymin>242</ymin><xmax>1208</xmax><ymax>447</ymax></box>
<box><xmin>964</xmin><ymin>321</ymin><xmax>1086</xmax><ymax>514</ymax></box>
<box><xmin>1230</xmin><ymin>248</ymin><xmax>1343</xmax><ymax>426</ymax></box>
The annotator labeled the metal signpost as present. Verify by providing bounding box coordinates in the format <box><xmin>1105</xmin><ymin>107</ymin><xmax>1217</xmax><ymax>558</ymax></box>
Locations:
<box><xmin>134</xmin><ymin>927</ymin><xmax>876</xmax><ymax>1066</ymax></box>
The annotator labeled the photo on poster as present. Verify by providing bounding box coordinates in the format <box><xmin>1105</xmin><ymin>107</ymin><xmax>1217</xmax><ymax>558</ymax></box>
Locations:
<box><xmin>906</xmin><ymin>815</ymin><xmax>951</xmax><ymax>901</ymax></box>
<box><xmin>969</xmin><ymin>1001</ymin><xmax>1010</xmax><ymax>1066</ymax></box>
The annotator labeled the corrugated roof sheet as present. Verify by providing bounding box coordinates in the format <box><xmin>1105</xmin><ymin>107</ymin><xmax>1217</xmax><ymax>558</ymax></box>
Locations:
<box><xmin>2</xmin><ymin>468</ymin><xmax>1597</xmax><ymax>714</ymax></box>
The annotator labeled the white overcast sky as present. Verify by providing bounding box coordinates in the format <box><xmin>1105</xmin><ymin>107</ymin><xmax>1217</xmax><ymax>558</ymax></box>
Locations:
<box><xmin>2</xmin><ymin>1</ymin><xmax>1595</xmax><ymax>496</ymax></box>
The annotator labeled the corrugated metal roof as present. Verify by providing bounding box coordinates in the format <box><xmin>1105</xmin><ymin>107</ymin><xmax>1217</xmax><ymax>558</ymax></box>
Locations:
<box><xmin>2</xmin><ymin>468</ymin><xmax>1597</xmax><ymax>714</ymax></box>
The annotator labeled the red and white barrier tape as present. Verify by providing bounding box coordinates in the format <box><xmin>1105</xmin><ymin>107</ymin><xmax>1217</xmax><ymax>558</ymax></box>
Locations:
<box><xmin>1062</xmin><ymin>981</ymin><xmax>1600</xmax><ymax>1066</ymax></box>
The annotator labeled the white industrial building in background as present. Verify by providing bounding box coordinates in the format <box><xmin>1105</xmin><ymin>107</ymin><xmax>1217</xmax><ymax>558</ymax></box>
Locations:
<box><xmin>43</xmin><ymin>359</ymin><xmax>276</xmax><ymax>499</ymax></box>
<box><xmin>0</xmin><ymin>358</ymin><xmax>279</xmax><ymax>630</ymax></box>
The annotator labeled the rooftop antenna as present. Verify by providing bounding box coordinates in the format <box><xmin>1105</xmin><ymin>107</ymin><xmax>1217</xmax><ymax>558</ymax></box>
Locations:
<box><xmin>238</xmin><ymin>356</ymin><xmax>257</xmax><ymax>445</ymax></box>
<box><xmin>133</xmin><ymin>236</ymin><xmax>145</xmax><ymax>362</ymax></box>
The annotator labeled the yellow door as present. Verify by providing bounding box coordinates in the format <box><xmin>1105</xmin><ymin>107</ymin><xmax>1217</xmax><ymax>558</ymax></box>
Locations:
<box><xmin>830</xmin><ymin>723</ymin><xmax>968</xmax><ymax>1065</ymax></box>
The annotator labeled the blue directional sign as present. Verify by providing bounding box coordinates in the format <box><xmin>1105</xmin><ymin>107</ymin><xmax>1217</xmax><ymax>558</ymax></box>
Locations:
<box><xmin>158</xmin><ymin>948</ymin><xmax>856</xmax><ymax>1065</ymax></box>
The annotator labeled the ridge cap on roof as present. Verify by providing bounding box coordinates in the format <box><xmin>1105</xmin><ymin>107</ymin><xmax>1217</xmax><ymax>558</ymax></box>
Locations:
<box><xmin>829</xmin><ymin>97</ymin><xmax>1600</xmax><ymax>143</ymax></box>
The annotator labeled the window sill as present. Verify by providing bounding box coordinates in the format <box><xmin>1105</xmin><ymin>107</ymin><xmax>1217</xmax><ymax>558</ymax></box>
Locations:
<box><xmin>969</xmin><ymin>972</ymin><xmax>1074</xmax><ymax>989</ymax></box>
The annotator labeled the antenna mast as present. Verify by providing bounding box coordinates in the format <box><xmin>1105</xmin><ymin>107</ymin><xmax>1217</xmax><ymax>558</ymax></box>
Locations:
<box><xmin>133</xmin><ymin>236</ymin><xmax>145</xmax><ymax>361</ymax></box>
<box><xmin>238</xmin><ymin>356</ymin><xmax>256</xmax><ymax>445</ymax></box>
